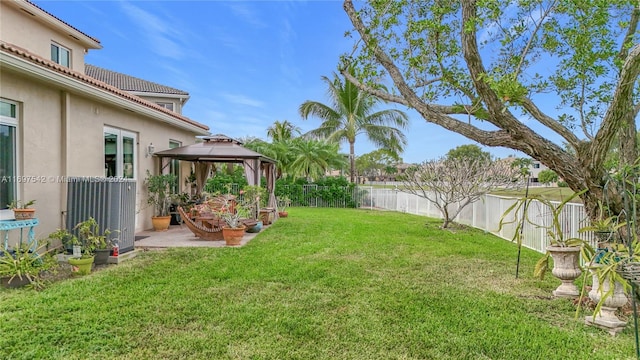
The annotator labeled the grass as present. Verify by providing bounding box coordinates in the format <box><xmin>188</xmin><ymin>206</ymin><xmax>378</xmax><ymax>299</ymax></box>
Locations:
<box><xmin>0</xmin><ymin>208</ymin><xmax>636</xmax><ymax>359</ymax></box>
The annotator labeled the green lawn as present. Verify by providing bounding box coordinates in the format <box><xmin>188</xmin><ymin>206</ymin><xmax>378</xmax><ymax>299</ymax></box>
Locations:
<box><xmin>0</xmin><ymin>208</ymin><xmax>635</xmax><ymax>359</ymax></box>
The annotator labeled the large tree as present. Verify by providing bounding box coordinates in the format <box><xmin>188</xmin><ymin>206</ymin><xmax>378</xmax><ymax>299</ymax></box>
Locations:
<box><xmin>341</xmin><ymin>0</ymin><xmax>640</xmax><ymax>222</ymax></box>
<box><xmin>299</xmin><ymin>66</ymin><xmax>409</xmax><ymax>183</ymax></box>
<box><xmin>355</xmin><ymin>148</ymin><xmax>401</xmax><ymax>182</ymax></box>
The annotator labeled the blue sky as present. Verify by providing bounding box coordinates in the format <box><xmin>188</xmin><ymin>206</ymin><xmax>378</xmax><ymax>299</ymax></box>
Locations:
<box><xmin>35</xmin><ymin>0</ymin><xmax>526</xmax><ymax>164</ymax></box>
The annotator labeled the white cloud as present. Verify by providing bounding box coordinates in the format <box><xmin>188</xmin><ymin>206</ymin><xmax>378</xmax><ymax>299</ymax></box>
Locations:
<box><xmin>226</xmin><ymin>3</ymin><xmax>267</xmax><ymax>28</ymax></box>
<box><xmin>118</xmin><ymin>1</ymin><xmax>185</xmax><ymax>60</ymax></box>
<box><xmin>220</xmin><ymin>93</ymin><xmax>265</xmax><ymax>108</ymax></box>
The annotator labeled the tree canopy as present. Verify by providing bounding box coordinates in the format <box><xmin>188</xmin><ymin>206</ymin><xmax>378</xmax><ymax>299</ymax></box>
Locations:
<box><xmin>341</xmin><ymin>0</ymin><xmax>640</xmax><ymax>220</ymax></box>
<box><xmin>446</xmin><ymin>144</ymin><xmax>491</xmax><ymax>163</ymax></box>
<box><xmin>299</xmin><ymin>66</ymin><xmax>409</xmax><ymax>183</ymax></box>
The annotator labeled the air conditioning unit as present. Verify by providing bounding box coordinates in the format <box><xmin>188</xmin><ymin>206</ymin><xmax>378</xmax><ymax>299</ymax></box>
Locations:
<box><xmin>66</xmin><ymin>178</ymin><xmax>136</xmax><ymax>253</ymax></box>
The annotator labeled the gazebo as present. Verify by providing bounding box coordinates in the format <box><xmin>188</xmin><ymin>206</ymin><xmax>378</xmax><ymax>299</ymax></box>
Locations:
<box><xmin>153</xmin><ymin>134</ymin><xmax>278</xmax><ymax>211</ymax></box>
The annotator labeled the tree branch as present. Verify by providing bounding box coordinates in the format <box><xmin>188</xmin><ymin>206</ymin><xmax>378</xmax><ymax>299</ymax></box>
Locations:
<box><xmin>590</xmin><ymin>43</ymin><xmax>640</xmax><ymax>169</ymax></box>
<box><xmin>520</xmin><ymin>97</ymin><xmax>580</xmax><ymax>148</ymax></box>
<box><xmin>618</xmin><ymin>5</ymin><xmax>640</xmax><ymax>63</ymax></box>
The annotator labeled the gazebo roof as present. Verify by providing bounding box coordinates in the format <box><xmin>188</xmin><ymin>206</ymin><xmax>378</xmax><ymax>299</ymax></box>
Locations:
<box><xmin>153</xmin><ymin>134</ymin><xmax>275</xmax><ymax>163</ymax></box>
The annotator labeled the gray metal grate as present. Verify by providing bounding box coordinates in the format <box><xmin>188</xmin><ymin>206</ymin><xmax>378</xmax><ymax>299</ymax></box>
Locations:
<box><xmin>66</xmin><ymin>178</ymin><xmax>136</xmax><ymax>253</ymax></box>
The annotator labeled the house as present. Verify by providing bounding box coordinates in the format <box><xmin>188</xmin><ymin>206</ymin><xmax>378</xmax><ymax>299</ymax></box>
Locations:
<box><xmin>0</xmin><ymin>0</ymin><xmax>210</xmax><ymax>242</ymax></box>
<box><xmin>528</xmin><ymin>160</ymin><xmax>550</xmax><ymax>184</ymax></box>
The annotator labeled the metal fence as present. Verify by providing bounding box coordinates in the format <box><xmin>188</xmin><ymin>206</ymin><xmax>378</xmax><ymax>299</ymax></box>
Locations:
<box><xmin>358</xmin><ymin>186</ymin><xmax>597</xmax><ymax>255</ymax></box>
<box><xmin>281</xmin><ymin>185</ymin><xmax>360</xmax><ymax>208</ymax></box>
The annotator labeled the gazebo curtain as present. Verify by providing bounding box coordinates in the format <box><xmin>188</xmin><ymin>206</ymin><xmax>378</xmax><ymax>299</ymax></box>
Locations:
<box><xmin>243</xmin><ymin>159</ymin><xmax>260</xmax><ymax>186</ymax></box>
<box><xmin>266</xmin><ymin>163</ymin><xmax>278</xmax><ymax>218</ymax></box>
<box><xmin>195</xmin><ymin>161</ymin><xmax>211</xmax><ymax>194</ymax></box>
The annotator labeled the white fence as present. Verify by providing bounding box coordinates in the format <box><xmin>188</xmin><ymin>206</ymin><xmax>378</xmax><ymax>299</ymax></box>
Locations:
<box><xmin>359</xmin><ymin>187</ymin><xmax>597</xmax><ymax>255</ymax></box>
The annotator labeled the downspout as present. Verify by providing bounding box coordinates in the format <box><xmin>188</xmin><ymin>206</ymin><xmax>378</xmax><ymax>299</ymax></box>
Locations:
<box><xmin>60</xmin><ymin>91</ymin><xmax>71</xmax><ymax>228</ymax></box>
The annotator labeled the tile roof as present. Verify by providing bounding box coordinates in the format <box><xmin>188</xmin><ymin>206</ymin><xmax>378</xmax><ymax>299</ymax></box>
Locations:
<box><xmin>85</xmin><ymin>64</ymin><xmax>189</xmax><ymax>95</ymax></box>
<box><xmin>0</xmin><ymin>41</ymin><xmax>208</xmax><ymax>131</ymax></box>
<box><xmin>25</xmin><ymin>0</ymin><xmax>101</xmax><ymax>45</ymax></box>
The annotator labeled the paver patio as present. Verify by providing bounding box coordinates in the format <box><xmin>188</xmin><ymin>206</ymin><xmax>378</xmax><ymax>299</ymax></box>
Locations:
<box><xmin>133</xmin><ymin>224</ymin><xmax>266</xmax><ymax>249</ymax></box>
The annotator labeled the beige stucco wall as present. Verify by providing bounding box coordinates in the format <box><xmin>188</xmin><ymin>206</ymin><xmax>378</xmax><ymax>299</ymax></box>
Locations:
<box><xmin>1</xmin><ymin>3</ymin><xmax>88</xmax><ymax>72</ymax></box>
<box><xmin>1</xmin><ymin>69</ymin><xmax>201</xmax><ymax>245</ymax></box>
<box><xmin>137</xmin><ymin>95</ymin><xmax>185</xmax><ymax>114</ymax></box>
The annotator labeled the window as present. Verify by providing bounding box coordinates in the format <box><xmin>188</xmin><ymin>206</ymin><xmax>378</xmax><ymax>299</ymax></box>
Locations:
<box><xmin>533</xmin><ymin>163</ymin><xmax>541</xmax><ymax>169</ymax></box>
<box><xmin>104</xmin><ymin>127</ymin><xmax>137</xmax><ymax>179</ymax></box>
<box><xmin>169</xmin><ymin>141</ymin><xmax>181</xmax><ymax>193</ymax></box>
<box><xmin>1</xmin><ymin>100</ymin><xmax>18</xmax><ymax>214</ymax></box>
<box><xmin>156</xmin><ymin>102</ymin><xmax>174</xmax><ymax>111</ymax></box>
<box><xmin>50</xmin><ymin>43</ymin><xmax>70</xmax><ymax>67</ymax></box>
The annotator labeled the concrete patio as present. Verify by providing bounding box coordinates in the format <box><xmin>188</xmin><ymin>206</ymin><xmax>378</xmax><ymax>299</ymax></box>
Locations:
<box><xmin>133</xmin><ymin>224</ymin><xmax>267</xmax><ymax>249</ymax></box>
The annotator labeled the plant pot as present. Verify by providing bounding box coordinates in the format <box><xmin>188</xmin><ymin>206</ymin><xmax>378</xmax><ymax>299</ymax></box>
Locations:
<box><xmin>222</xmin><ymin>226</ymin><xmax>246</xmax><ymax>246</ymax></box>
<box><xmin>13</xmin><ymin>208</ymin><xmax>35</xmax><ymax>220</ymax></box>
<box><xmin>72</xmin><ymin>245</ymin><xmax>82</xmax><ymax>258</ymax></box>
<box><xmin>94</xmin><ymin>249</ymin><xmax>111</xmax><ymax>265</ymax></box>
<box><xmin>586</xmin><ymin>265</ymin><xmax>628</xmax><ymax>335</ymax></box>
<box><xmin>68</xmin><ymin>256</ymin><xmax>94</xmax><ymax>275</ymax></box>
<box><xmin>246</xmin><ymin>221</ymin><xmax>263</xmax><ymax>233</ymax></box>
<box><xmin>151</xmin><ymin>216</ymin><xmax>171</xmax><ymax>231</ymax></box>
<box><xmin>547</xmin><ymin>245</ymin><xmax>582</xmax><ymax>298</ymax></box>
<box><xmin>278</xmin><ymin>211</ymin><xmax>288</xmax><ymax>218</ymax></box>
<box><xmin>1</xmin><ymin>276</ymin><xmax>31</xmax><ymax>288</ymax></box>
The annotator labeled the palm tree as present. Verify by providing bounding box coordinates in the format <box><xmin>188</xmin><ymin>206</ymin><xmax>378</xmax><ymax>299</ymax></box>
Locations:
<box><xmin>266</xmin><ymin>120</ymin><xmax>301</xmax><ymax>142</ymax></box>
<box><xmin>243</xmin><ymin>137</ymin><xmax>294</xmax><ymax>179</ymax></box>
<box><xmin>289</xmin><ymin>138</ymin><xmax>347</xmax><ymax>181</ymax></box>
<box><xmin>299</xmin><ymin>67</ymin><xmax>409</xmax><ymax>183</ymax></box>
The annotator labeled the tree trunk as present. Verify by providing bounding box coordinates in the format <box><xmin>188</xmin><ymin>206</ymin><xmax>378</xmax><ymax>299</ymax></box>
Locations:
<box><xmin>350</xmin><ymin>141</ymin><xmax>356</xmax><ymax>183</ymax></box>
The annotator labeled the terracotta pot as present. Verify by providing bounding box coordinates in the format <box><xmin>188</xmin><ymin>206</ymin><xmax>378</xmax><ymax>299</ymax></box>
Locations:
<box><xmin>222</xmin><ymin>226</ymin><xmax>245</xmax><ymax>246</ymax></box>
<box><xmin>152</xmin><ymin>216</ymin><xmax>171</xmax><ymax>231</ymax></box>
<box><xmin>13</xmin><ymin>208</ymin><xmax>36</xmax><ymax>220</ymax></box>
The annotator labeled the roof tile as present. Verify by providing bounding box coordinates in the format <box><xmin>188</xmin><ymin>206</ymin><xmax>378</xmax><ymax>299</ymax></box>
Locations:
<box><xmin>0</xmin><ymin>41</ymin><xmax>208</xmax><ymax>131</ymax></box>
<box><xmin>85</xmin><ymin>64</ymin><xmax>189</xmax><ymax>95</ymax></box>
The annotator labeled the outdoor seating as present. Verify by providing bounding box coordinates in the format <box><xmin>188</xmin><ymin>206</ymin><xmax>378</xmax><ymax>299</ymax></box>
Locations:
<box><xmin>177</xmin><ymin>204</ymin><xmax>258</xmax><ymax>241</ymax></box>
<box><xmin>177</xmin><ymin>206</ymin><xmax>224</xmax><ymax>241</ymax></box>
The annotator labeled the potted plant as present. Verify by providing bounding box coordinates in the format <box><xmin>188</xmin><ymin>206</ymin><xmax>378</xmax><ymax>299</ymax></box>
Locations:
<box><xmin>48</xmin><ymin>228</ymin><xmax>79</xmax><ymax>255</ymax></box>
<box><xmin>0</xmin><ymin>241</ymin><xmax>56</xmax><ymax>289</ymax></box>
<box><xmin>63</xmin><ymin>217</ymin><xmax>110</xmax><ymax>275</ymax></box>
<box><xmin>578</xmin><ymin>202</ymin><xmax>626</xmax><ymax>245</ymax></box>
<box><xmin>216</xmin><ymin>195</ymin><xmax>252</xmax><ymax>246</ymax></box>
<box><xmin>277</xmin><ymin>195</ymin><xmax>291</xmax><ymax>218</ymax></box>
<box><xmin>242</xmin><ymin>185</ymin><xmax>266</xmax><ymax>232</ymax></box>
<box><xmin>145</xmin><ymin>170</ymin><xmax>177</xmax><ymax>231</ymax></box>
<box><xmin>7</xmin><ymin>199</ymin><xmax>36</xmax><ymax>220</ymax></box>
<box><xmin>75</xmin><ymin>217</ymin><xmax>113</xmax><ymax>265</ymax></box>
<box><xmin>499</xmin><ymin>189</ymin><xmax>593</xmax><ymax>298</ymax></box>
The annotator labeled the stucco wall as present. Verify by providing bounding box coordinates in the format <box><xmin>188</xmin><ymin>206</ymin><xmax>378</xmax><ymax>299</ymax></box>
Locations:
<box><xmin>1</xmin><ymin>3</ymin><xmax>88</xmax><ymax>72</ymax></box>
<box><xmin>1</xmin><ymin>69</ymin><xmax>200</xmax><ymax>245</ymax></box>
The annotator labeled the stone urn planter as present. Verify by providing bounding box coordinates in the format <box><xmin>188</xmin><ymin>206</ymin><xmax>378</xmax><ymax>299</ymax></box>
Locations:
<box><xmin>222</xmin><ymin>226</ymin><xmax>245</xmax><ymax>246</ymax></box>
<box><xmin>585</xmin><ymin>265</ymin><xmax>628</xmax><ymax>335</ymax></box>
<box><xmin>547</xmin><ymin>245</ymin><xmax>582</xmax><ymax>298</ymax></box>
